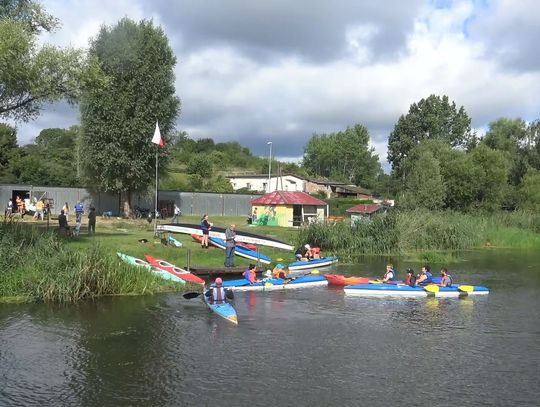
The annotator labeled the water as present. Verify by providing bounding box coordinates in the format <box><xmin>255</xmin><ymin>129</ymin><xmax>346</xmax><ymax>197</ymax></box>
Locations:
<box><xmin>1</xmin><ymin>250</ymin><xmax>539</xmax><ymax>406</ymax></box>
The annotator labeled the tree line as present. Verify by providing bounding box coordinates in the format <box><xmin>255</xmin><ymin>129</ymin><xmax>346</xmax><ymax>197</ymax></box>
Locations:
<box><xmin>1</xmin><ymin>1</ymin><xmax>539</xmax><ymax>213</ymax></box>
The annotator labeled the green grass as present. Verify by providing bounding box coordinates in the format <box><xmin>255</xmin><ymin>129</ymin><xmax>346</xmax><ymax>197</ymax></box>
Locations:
<box><xmin>0</xmin><ymin>222</ymin><xmax>196</xmax><ymax>303</ymax></box>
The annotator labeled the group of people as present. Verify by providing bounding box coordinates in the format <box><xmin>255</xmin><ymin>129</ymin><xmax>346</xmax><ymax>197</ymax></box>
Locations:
<box><xmin>200</xmin><ymin>214</ymin><xmax>238</xmax><ymax>268</ymax></box>
<box><xmin>58</xmin><ymin>202</ymin><xmax>96</xmax><ymax>236</ymax></box>
<box><xmin>382</xmin><ymin>264</ymin><xmax>453</xmax><ymax>287</ymax></box>
<box><xmin>294</xmin><ymin>244</ymin><xmax>321</xmax><ymax>261</ymax></box>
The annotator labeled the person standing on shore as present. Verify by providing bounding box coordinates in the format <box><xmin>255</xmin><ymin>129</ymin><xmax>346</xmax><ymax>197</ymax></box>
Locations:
<box><xmin>88</xmin><ymin>207</ymin><xmax>96</xmax><ymax>234</ymax></box>
<box><xmin>62</xmin><ymin>202</ymin><xmax>70</xmax><ymax>222</ymax></box>
<box><xmin>200</xmin><ymin>214</ymin><xmax>212</xmax><ymax>248</ymax></box>
<box><xmin>224</xmin><ymin>224</ymin><xmax>236</xmax><ymax>267</ymax></box>
<box><xmin>172</xmin><ymin>204</ymin><xmax>181</xmax><ymax>224</ymax></box>
<box><xmin>75</xmin><ymin>201</ymin><xmax>84</xmax><ymax>223</ymax></box>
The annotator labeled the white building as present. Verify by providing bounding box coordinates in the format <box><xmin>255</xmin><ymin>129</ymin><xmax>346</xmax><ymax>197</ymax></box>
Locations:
<box><xmin>227</xmin><ymin>174</ymin><xmax>305</xmax><ymax>193</ymax></box>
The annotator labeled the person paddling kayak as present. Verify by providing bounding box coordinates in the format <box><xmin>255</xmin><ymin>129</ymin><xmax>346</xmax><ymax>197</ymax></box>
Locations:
<box><xmin>439</xmin><ymin>267</ymin><xmax>453</xmax><ymax>287</ymax></box>
<box><xmin>243</xmin><ymin>264</ymin><xmax>258</xmax><ymax>284</ymax></box>
<box><xmin>416</xmin><ymin>265</ymin><xmax>433</xmax><ymax>285</ymax></box>
<box><xmin>272</xmin><ymin>263</ymin><xmax>288</xmax><ymax>279</ymax></box>
<box><xmin>205</xmin><ymin>278</ymin><xmax>234</xmax><ymax>304</ymax></box>
<box><xmin>405</xmin><ymin>268</ymin><xmax>417</xmax><ymax>286</ymax></box>
<box><xmin>382</xmin><ymin>263</ymin><xmax>398</xmax><ymax>283</ymax></box>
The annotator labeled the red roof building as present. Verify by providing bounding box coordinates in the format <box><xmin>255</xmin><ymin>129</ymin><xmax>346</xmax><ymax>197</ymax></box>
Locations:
<box><xmin>250</xmin><ymin>191</ymin><xmax>328</xmax><ymax>227</ymax></box>
<box><xmin>346</xmin><ymin>203</ymin><xmax>383</xmax><ymax>214</ymax></box>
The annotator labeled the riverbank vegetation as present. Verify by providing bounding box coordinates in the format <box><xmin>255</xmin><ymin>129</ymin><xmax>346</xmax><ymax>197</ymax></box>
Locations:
<box><xmin>0</xmin><ymin>223</ymin><xmax>190</xmax><ymax>303</ymax></box>
<box><xmin>298</xmin><ymin>210</ymin><xmax>540</xmax><ymax>260</ymax></box>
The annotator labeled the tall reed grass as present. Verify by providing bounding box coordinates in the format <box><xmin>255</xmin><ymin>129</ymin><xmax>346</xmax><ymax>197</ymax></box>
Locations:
<box><xmin>297</xmin><ymin>210</ymin><xmax>540</xmax><ymax>257</ymax></box>
<box><xmin>0</xmin><ymin>224</ymin><xmax>187</xmax><ymax>303</ymax></box>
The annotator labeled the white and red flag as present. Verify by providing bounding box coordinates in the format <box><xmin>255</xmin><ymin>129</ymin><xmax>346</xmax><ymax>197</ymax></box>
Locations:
<box><xmin>151</xmin><ymin>121</ymin><xmax>164</xmax><ymax>147</ymax></box>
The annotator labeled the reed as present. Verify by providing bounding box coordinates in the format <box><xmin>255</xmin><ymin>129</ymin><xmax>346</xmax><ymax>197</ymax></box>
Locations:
<box><xmin>297</xmin><ymin>209</ymin><xmax>540</xmax><ymax>256</ymax></box>
<box><xmin>0</xmin><ymin>224</ymin><xmax>186</xmax><ymax>303</ymax></box>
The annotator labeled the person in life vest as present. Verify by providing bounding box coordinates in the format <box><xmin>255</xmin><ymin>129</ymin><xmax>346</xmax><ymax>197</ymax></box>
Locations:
<box><xmin>416</xmin><ymin>265</ymin><xmax>433</xmax><ymax>285</ymax></box>
<box><xmin>272</xmin><ymin>263</ymin><xmax>288</xmax><ymax>279</ymax></box>
<box><xmin>405</xmin><ymin>268</ymin><xmax>417</xmax><ymax>286</ymax></box>
<box><xmin>439</xmin><ymin>267</ymin><xmax>453</xmax><ymax>287</ymax></box>
<box><xmin>302</xmin><ymin>244</ymin><xmax>313</xmax><ymax>261</ymax></box>
<box><xmin>242</xmin><ymin>264</ymin><xmax>258</xmax><ymax>283</ymax></box>
<box><xmin>204</xmin><ymin>278</ymin><xmax>234</xmax><ymax>304</ymax></box>
<box><xmin>382</xmin><ymin>263</ymin><xmax>398</xmax><ymax>283</ymax></box>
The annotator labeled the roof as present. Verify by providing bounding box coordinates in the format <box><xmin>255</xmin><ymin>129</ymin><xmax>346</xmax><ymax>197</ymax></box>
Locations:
<box><xmin>251</xmin><ymin>191</ymin><xmax>327</xmax><ymax>206</ymax></box>
<box><xmin>335</xmin><ymin>185</ymin><xmax>372</xmax><ymax>195</ymax></box>
<box><xmin>346</xmin><ymin>203</ymin><xmax>383</xmax><ymax>214</ymax></box>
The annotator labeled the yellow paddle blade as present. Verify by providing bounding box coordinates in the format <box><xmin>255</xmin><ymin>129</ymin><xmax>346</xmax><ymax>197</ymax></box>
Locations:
<box><xmin>311</xmin><ymin>269</ymin><xmax>320</xmax><ymax>275</ymax></box>
<box><xmin>458</xmin><ymin>285</ymin><xmax>474</xmax><ymax>292</ymax></box>
<box><xmin>423</xmin><ymin>284</ymin><xmax>440</xmax><ymax>293</ymax></box>
<box><xmin>277</xmin><ymin>258</ymin><xmax>283</xmax><ymax>261</ymax></box>
<box><xmin>264</xmin><ymin>282</ymin><xmax>273</xmax><ymax>287</ymax></box>
<box><xmin>369</xmin><ymin>279</ymin><xmax>382</xmax><ymax>284</ymax></box>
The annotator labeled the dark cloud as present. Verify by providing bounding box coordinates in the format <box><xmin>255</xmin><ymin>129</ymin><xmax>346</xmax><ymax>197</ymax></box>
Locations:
<box><xmin>148</xmin><ymin>0</ymin><xmax>423</xmax><ymax>62</ymax></box>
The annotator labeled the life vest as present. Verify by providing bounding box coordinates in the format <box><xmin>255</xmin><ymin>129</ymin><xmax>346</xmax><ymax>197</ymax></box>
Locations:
<box><xmin>272</xmin><ymin>268</ymin><xmax>286</xmax><ymax>279</ymax></box>
<box><xmin>384</xmin><ymin>269</ymin><xmax>397</xmax><ymax>281</ymax></box>
<box><xmin>311</xmin><ymin>247</ymin><xmax>321</xmax><ymax>254</ymax></box>
<box><xmin>441</xmin><ymin>274</ymin><xmax>453</xmax><ymax>287</ymax></box>
<box><xmin>75</xmin><ymin>203</ymin><xmax>84</xmax><ymax>213</ymax></box>
<box><xmin>405</xmin><ymin>274</ymin><xmax>416</xmax><ymax>286</ymax></box>
<box><xmin>425</xmin><ymin>271</ymin><xmax>433</xmax><ymax>283</ymax></box>
<box><xmin>211</xmin><ymin>287</ymin><xmax>226</xmax><ymax>304</ymax></box>
<box><xmin>243</xmin><ymin>269</ymin><xmax>256</xmax><ymax>283</ymax></box>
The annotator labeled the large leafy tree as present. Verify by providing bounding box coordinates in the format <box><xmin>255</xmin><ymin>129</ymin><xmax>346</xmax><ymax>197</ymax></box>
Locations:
<box><xmin>302</xmin><ymin>124</ymin><xmax>381</xmax><ymax>188</ymax></box>
<box><xmin>79</xmin><ymin>18</ymin><xmax>180</xmax><ymax>208</ymax></box>
<box><xmin>0</xmin><ymin>123</ymin><xmax>18</xmax><ymax>171</ymax></box>
<box><xmin>400</xmin><ymin>149</ymin><xmax>445</xmax><ymax>210</ymax></box>
<box><xmin>0</xmin><ymin>1</ymin><xmax>87</xmax><ymax>121</ymax></box>
<box><xmin>518</xmin><ymin>169</ymin><xmax>540</xmax><ymax>211</ymax></box>
<box><xmin>388</xmin><ymin>94</ymin><xmax>472</xmax><ymax>180</ymax></box>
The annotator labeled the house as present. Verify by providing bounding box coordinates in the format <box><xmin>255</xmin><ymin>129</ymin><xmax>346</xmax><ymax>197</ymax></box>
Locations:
<box><xmin>227</xmin><ymin>173</ymin><xmax>374</xmax><ymax>199</ymax></box>
<box><xmin>251</xmin><ymin>191</ymin><xmax>328</xmax><ymax>227</ymax></box>
<box><xmin>346</xmin><ymin>203</ymin><xmax>386</xmax><ymax>223</ymax></box>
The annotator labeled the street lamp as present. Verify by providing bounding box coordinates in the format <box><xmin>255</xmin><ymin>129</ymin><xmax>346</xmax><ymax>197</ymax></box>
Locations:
<box><xmin>267</xmin><ymin>141</ymin><xmax>272</xmax><ymax>193</ymax></box>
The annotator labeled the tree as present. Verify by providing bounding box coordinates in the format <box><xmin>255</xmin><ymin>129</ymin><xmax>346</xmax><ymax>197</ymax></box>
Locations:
<box><xmin>79</xmin><ymin>18</ymin><xmax>180</xmax><ymax>209</ymax></box>
<box><xmin>388</xmin><ymin>94</ymin><xmax>472</xmax><ymax>180</ymax></box>
<box><xmin>0</xmin><ymin>123</ymin><xmax>18</xmax><ymax>170</ymax></box>
<box><xmin>187</xmin><ymin>154</ymin><xmax>213</xmax><ymax>178</ymax></box>
<box><xmin>0</xmin><ymin>1</ymin><xmax>89</xmax><ymax>121</ymax></box>
<box><xmin>518</xmin><ymin>169</ymin><xmax>540</xmax><ymax>211</ymax></box>
<box><xmin>400</xmin><ymin>150</ymin><xmax>445</xmax><ymax>210</ymax></box>
<box><xmin>302</xmin><ymin>124</ymin><xmax>381</xmax><ymax>188</ymax></box>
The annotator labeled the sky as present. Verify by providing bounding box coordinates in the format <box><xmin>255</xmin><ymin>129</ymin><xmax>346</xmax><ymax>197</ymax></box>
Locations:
<box><xmin>11</xmin><ymin>0</ymin><xmax>540</xmax><ymax>166</ymax></box>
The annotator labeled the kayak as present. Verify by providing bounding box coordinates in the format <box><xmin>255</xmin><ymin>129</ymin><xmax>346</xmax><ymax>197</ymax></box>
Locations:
<box><xmin>208</xmin><ymin>236</ymin><xmax>272</xmax><ymax>265</ymax></box>
<box><xmin>325</xmin><ymin>274</ymin><xmax>369</xmax><ymax>286</ymax></box>
<box><xmin>191</xmin><ymin>233</ymin><xmax>257</xmax><ymax>251</ymax></box>
<box><xmin>145</xmin><ymin>255</ymin><xmax>205</xmax><ymax>285</ymax></box>
<box><xmin>167</xmin><ymin>235</ymin><xmax>182</xmax><ymax>247</ymax></box>
<box><xmin>287</xmin><ymin>257</ymin><xmax>338</xmax><ymax>271</ymax></box>
<box><xmin>344</xmin><ymin>283</ymin><xmax>488</xmax><ymax>297</ymax></box>
<box><xmin>216</xmin><ymin>275</ymin><xmax>328</xmax><ymax>291</ymax></box>
<box><xmin>203</xmin><ymin>295</ymin><xmax>238</xmax><ymax>325</ymax></box>
<box><xmin>158</xmin><ymin>223</ymin><xmax>294</xmax><ymax>251</ymax></box>
<box><xmin>116</xmin><ymin>252</ymin><xmax>185</xmax><ymax>284</ymax></box>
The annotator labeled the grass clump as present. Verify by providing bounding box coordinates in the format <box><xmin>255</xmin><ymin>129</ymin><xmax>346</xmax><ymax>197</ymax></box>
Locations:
<box><xmin>0</xmin><ymin>223</ymin><xmax>188</xmax><ymax>303</ymax></box>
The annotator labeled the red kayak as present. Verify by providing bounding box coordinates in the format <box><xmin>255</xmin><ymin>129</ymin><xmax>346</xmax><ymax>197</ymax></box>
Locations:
<box><xmin>145</xmin><ymin>255</ymin><xmax>205</xmax><ymax>285</ymax></box>
<box><xmin>191</xmin><ymin>233</ymin><xmax>256</xmax><ymax>251</ymax></box>
<box><xmin>325</xmin><ymin>274</ymin><xmax>370</xmax><ymax>286</ymax></box>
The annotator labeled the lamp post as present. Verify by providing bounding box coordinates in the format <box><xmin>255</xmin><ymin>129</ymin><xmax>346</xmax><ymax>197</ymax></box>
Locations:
<box><xmin>267</xmin><ymin>141</ymin><xmax>272</xmax><ymax>193</ymax></box>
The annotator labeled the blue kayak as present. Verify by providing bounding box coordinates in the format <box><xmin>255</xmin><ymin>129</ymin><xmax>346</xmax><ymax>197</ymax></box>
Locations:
<box><xmin>287</xmin><ymin>257</ymin><xmax>338</xmax><ymax>271</ymax></box>
<box><xmin>217</xmin><ymin>275</ymin><xmax>328</xmax><ymax>291</ymax></box>
<box><xmin>204</xmin><ymin>295</ymin><xmax>238</xmax><ymax>324</ymax></box>
<box><xmin>344</xmin><ymin>282</ymin><xmax>488</xmax><ymax>297</ymax></box>
<box><xmin>209</xmin><ymin>236</ymin><xmax>272</xmax><ymax>264</ymax></box>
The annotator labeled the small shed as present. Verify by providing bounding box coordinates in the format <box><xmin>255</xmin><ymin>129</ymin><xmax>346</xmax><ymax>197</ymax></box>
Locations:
<box><xmin>251</xmin><ymin>191</ymin><xmax>328</xmax><ymax>227</ymax></box>
<box><xmin>346</xmin><ymin>203</ymin><xmax>385</xmax><ymax>223</ymax></box>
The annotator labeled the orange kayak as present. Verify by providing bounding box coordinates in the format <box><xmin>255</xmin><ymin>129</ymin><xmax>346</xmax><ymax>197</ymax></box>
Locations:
<box><xmin>325</xmin><ymin>274</ymin><xmax>370</xmax><ymax>286</ymax></box>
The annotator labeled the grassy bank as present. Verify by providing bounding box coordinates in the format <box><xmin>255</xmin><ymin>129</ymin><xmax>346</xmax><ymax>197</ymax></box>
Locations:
<box><xmin>298</xmin><ymin>209</ymin><xmax>540</xmax><ymax>261</ymax></box>
<box><xmin>0</xmin><ymin>223</ymin><xmax>193</xmax><ymax>303</ymax></box>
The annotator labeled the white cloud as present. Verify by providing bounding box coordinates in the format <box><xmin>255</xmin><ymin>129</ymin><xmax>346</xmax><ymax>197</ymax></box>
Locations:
<box><xmin>11</xmin><ymin>0</ymin><xmax>540</xmax><ymax>171</ymax></box>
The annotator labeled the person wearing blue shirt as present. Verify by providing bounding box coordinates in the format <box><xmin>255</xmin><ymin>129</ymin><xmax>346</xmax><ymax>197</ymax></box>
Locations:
<box><xmin>416</xmin><ymin>265</ymin><xmax>433</xmax><ymax>285</ymax></box>
<box><xmin>74</xmin><ymin>201</ymin><xmax>84</xmax><ymax>223</ymax></box>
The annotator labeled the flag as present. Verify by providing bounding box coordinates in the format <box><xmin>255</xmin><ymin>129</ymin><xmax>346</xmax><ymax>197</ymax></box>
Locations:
<box><xmin>151</xmin><ymin>121</ymin><xmax>164</xmax><ymax>147</ymax></box>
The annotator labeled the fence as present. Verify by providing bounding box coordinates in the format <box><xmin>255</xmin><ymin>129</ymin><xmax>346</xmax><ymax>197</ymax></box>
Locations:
<box><xmin>0</xmin><ymin>184</ymin><xmax>259</xmax><ymax>217</ymax></box>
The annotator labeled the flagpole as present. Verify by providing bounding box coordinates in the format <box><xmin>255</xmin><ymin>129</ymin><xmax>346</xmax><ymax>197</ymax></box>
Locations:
<box><xmin>154</xmin><ymin>146</ymin><xmax>158</xmax><ymax>235</ymax></box>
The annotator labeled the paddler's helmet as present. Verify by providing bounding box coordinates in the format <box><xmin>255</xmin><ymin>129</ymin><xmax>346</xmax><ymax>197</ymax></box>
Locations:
<box><xmin>305</xmin><ymin>244</ymin><xmax>310</xmax><ymax>249</ymax></box>
<box><xmin>215</xmin><ymin>277</ymin><xmax>223</xmax><ymax>285</ymax></box>
<box><xmin>276</xmin><ymin>264</ymin><xmax>284</xmax><ymax>269</ymax></box>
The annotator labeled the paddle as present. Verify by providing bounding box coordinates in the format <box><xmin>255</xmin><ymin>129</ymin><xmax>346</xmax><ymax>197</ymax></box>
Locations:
<box><xmin>457</xmin><ymin>285</ymin><xmax>474</xmax><ymax>293</ymax></box>
<box><xmin>183</xmin><ymin>292</ymin><xmax>202</xmax><ymax>299</ymax></box>
<box><xmin>423</xmin><ymin>284</ymin><xmax>439</xmax><ymax>294</ymax></box>
<box><xmin>284</xmin><ymin>269</ymin><xmax>319</xmax><ymax>284</ymax></box>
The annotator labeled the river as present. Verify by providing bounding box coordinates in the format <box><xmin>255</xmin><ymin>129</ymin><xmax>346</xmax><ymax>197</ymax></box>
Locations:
<box><xmin>1</xmin><ymin>250</ymin><xmax>539</xmax><ymax>406</ymax></box>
